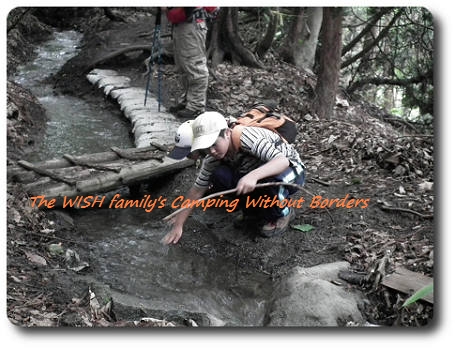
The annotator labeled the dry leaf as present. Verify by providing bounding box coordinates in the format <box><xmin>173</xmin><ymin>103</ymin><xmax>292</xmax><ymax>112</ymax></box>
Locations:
<box><xmin>24</xmin><ymin>251</ymin><xmax>47</xmax><ymax>266</ymax></box>
<box><xmin>418</xmin><ymin>181</ymin><xmax>433</xmax><ymax>192</ymax></box>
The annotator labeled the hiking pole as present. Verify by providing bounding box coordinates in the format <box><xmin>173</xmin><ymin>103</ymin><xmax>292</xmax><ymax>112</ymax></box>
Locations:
<box><xmin>157</xmin><ymin>38</ymin><xmax>163</xmax><ymax>112</ymax></box>
<box><xmin>144</xmin><ymin>7</ymin><xmax>162</xmax><ymax>109</ymax></box>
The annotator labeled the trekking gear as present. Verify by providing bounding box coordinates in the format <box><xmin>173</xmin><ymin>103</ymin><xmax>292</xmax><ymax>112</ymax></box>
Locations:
<box><xmin>144</xmin><ymin>8</ymin><xmax>163</xmax><ymax>111</ymax></box>
<box><xmin>166</xmin><ymin>7</ymin><xmax>188</xmax><ymax>24</ymax></box>
<box><xmin>166</xmin><ymin>7</ymin><xmax>219</xmax><ymax>24</ymax></box>
<box><xmin>230</xmin><ymin>103</ymin><xmax>298</xmax><ymax>152</ymax></box>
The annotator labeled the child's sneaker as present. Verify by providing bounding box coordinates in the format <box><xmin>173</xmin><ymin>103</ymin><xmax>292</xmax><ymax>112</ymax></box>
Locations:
<box><xmin>259</xmin><ymin>208</ymin><xmax>295</xmax><ymax>237</ymax></box>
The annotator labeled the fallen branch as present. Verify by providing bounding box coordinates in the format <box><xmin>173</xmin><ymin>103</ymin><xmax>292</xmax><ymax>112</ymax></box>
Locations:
<box><xmin>149</xmin><ymin>142</ymin><xmax>170</xmax><ymax>153</ymax></box>
<box><xmin>371</xmin><ymin>250</ymin><xmax>391</xmax><ymax>290</ymax></box>
<box><xmin>311</xmin><ymin>177</ymin><xmax>331</xmax><ymax>186</ymax></box>
<box><xmin>18</xmin><ymin>160</ymin><xmax>76</xmax><ymax>186</ymax></box>
<box><xmin>110</xmin><ymin>146</ymin><xmax>164</xmax><ymax>161</ymax></box>
<box><xmin>394</xmin><ymin>135</ymin><xmax>433</xmax><ymax>139</ymax></box>
<box><xmin>379</xmin><ymin>204</ymin><xmax>433</xmax><ymax>219</ymax></box>
<box><xmin>63</xmin><ymin>154</ymin><xmax>122</xmax><ymax>173</ymax></box>
<box><xmin>162</xmin><ymin>182</ymin><xmax>306</xmax><ymax>222</ymax></box>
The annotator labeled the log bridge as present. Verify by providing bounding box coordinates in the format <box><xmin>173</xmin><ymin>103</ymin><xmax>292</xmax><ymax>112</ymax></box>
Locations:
<box><xmin>8</xmin><ymin>145</ymin><xmax>194</xmax><ymax>205</ymax></box>
<box><xmin>8</xmin><ymin>68</ymin><xmax>194</xmax><ymax>205</ymax></box>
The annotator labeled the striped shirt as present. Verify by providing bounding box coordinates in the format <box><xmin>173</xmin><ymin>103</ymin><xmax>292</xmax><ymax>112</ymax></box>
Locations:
<box><xmin>194</xmin><ymin>127</ymin><xmax>304</xmax><ymax>188</ymax></box>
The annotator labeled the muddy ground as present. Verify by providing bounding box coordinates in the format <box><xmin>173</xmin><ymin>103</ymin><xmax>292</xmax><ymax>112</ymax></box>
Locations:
<box><xmin>6</xmin><ymin>8</ymin><xmax>434</xmax><ymax>327</ymax></box>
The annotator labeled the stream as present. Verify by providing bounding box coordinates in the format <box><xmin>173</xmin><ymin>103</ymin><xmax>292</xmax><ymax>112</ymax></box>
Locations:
<box><xmin>13</xmin><ymin>30</ymin><xmax>272</xmax><ymax>326</ymax></box>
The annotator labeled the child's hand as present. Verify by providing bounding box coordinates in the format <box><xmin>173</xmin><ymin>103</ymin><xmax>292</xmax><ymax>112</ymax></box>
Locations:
<box><xmin>236</xmin><ymin>174</ymin><xmax>258</xmax><ymax>195</ymax></box>
<box><xmin>161</xmin><ymin>225</ymin><xmax>183</xmax><ymax>245</ymax></box>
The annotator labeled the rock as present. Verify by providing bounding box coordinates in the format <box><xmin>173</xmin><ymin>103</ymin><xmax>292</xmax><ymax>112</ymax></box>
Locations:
<box><xmin>336</xmin><ymin>96</ymin><xmax>349</xmax><ymax>108</ymax></box>
<box><xmin>265</xmin><ymin>262</ymin><xmax>365</xmax><ymax>326</ymax></box>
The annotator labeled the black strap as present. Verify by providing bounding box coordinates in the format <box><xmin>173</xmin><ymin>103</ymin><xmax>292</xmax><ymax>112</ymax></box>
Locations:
<box><xmin>184</xmin><ymin>7</ymin><xmax>196</xmax><ymax>19</ymax></box>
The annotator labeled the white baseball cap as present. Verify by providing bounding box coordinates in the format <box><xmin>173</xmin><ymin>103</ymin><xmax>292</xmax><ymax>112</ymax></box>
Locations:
<box><xmin>167</xmin><ymin>120</ymin><xmax>194</xmax><ymax>160</ymax></box>
<box><xmin>190</xmin><ymin>111</ymin><xmax>228</xmax><ymax>154</ymax></box>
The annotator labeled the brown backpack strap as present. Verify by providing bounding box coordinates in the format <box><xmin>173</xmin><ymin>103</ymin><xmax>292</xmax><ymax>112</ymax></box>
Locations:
<box><xmin>230</xmin><ymin>125</ymin><xmax>245</xmax><ymax>152</ymax></box>
<box><xmin>242</xmin><ymin>105</ymin><xmax>270</xmax><ymax>119</ymax></box>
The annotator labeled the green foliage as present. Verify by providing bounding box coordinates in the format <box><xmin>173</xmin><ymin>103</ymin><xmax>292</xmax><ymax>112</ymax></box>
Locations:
<box><xmin>351</xmin><ymin>178</ymin><xmax>362</xmax><ymax>185</ymax></box>
<box><xmin>390</xmin><ymin>107</ymin><xmax>404</xmax><ymax>117</ymax></box>
<box><xmin>402</xmin><ymin>283</ymin><xmax>433</xmax><ymax>307</ymax></box>
<box><xmin>342</xmin><ymin>7</ymin><xmax>433</xmax><ymax>119</ymax></box>
<box><xmin>231</xmin><ymin>7</ymin><xmax>433</xmax><ymax>122</ymax></box>
<box><xmin>291</xmin><ymin>224</ymin><xmax>314</xmax><ymax>233</ymax></box>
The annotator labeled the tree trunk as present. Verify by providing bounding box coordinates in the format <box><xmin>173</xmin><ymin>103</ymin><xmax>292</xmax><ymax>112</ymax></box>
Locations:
<box><xmin>312</xmin><ymin>8</ymin><xmax>343</xmax><ymax>120</ymax></box>
<box><xmin>207</xmin><ymin>7</ymin><xmax>265</xmax><ymax>69</ymax></box>
<box><xmin>206</xmin><ymin>13</ymin><xmax>224</xmax><ymax>67</ymax></box>
<box><xmin>279</xmin><ymin>7</ymin><xmax>322</xmax><ymax>72</ymax></box>
<box><xmin>357</xmin><ymin>16</ymin><xmax>379</xmax><ymax>103</ymax></box>
<box><xmin>341</xmin><ymin>8</ymin><xmax>404</xmax><ymax>69</ymax></box>
<box><xmin>255</xmin><ymin>8</ymin><xmax>278</xmax><ymax>58</ymax></box>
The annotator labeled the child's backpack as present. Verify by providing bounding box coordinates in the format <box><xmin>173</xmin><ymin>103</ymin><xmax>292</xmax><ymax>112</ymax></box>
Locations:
<box><xmin>230</xmin><ymin>103</ymin><xmax>298</xmax><ymax>152</ymax></box>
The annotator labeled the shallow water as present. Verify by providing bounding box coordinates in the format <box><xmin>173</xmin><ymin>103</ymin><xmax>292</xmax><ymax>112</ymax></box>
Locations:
<box><xmin>13</xmin><ymin>30</ymin><xmax>272</xmax><ymax>325</ymax></box>
<box><xmin>77</xmin><ymin>207</ymin><xmax>270</xmax><ymax>325</ymax></box>
<box><xmin>14</xmin><ymin>30</ymin><xmax>132</xmax><ymax>161</ymax></box>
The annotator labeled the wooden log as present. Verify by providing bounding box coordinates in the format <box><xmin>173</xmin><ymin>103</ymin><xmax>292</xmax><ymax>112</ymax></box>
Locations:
<box><xmin>8</xmin><ymin>158</ymin><xmax>73</xmax><ymax>178</ymax></box>
<box><xmin>10</xmin><ymin>164</ymin><xmax>94</xmax><ymax>184</ymax></box>
<box><xmin>63</xmin><ymin>154</ymin><xmax>123</xmax><ymax>173</ymax></box>
<box><xmin>18</xmin><ymin>160</ymin><xmax>76</xmax><ymax>186</ymax></box>
<box><xmin>15</xmin><ymin>164</ymin><xmax>113</xmax><ymax>185</ymax></box>
<box><xmin>24</xmin><ymin>168</ymin><xmax>97</xmax><ymax>192</ymax></box>
<box><xmin>24</xmin><ymin>176</ymin><xmax>53</xmax><ymax>190</ymax></box>
<box><xmin>111</xmin><ymin>147</ymin><xmax>165</xmax><ymax>161</ymax></box>
<box><xmin>7</xmin><ymin>146</ymin><xmax>166</xmax><ymax>177</ymax></box>
<box><xmin>150</xmin><ymin>142</ymin><xmax>169</xmax><ymax>152</ymax></box>
<box><xmin>26</xmin><ymin>157</ymin><xmax>194</xmax><ymax>200</ymax></box>
<box><xmin>8</xmin><ymin>169</ymin><xmax>38</xmax><ymax>183</ymax></box>
<box><xmin>8</xmin><ymin>151</ymin><xmax>115</xmax><ymax>176</ymax></box>
<box><xmin>382</xmin><ymin>266</ymin><xmax>433</xmax><ymax>304</ymax></box>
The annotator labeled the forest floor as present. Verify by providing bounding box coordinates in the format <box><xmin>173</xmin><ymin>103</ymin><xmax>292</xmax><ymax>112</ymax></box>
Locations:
<box><xmin>6</xmin><ymin>9</ymin><xmax>435</xmax><ymax>327</ymax></box>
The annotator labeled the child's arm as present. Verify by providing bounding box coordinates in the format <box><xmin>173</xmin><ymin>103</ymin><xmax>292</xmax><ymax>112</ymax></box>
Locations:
<box><xmin>161</xmin><ymin>185</ymin><xmax>207</xmax><ymax>245</ymax></box>
<box><xmin>235</xmin><ymin>155</ymin><xmax>289</xmax><ymax>195</ymax></box>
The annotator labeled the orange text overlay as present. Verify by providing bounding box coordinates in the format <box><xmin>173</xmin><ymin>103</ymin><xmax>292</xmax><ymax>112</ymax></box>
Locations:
<box><xmin>29</xmin><ymin>193</ymin><xmax>369</xmax><ymax>213</ymax></box>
